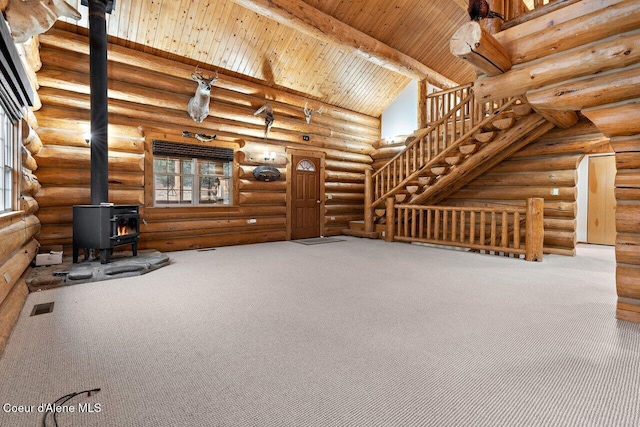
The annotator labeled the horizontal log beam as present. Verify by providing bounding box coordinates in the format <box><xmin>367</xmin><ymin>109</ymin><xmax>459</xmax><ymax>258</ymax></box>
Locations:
<box><xmin>616</xmin><ymin>170</ymin><xmax>640</xmax><ymax>188</ymax></box>
<box><xmin>616</xmin><ymin>205</ymin><xmax>640</xmax><ymax>233</ymax></box>
<box><xmin>138</xmin><ymin>230</ymin><xmax>287</xmax><ymax>252</ymax></box>
<box><xmin>617</xmin><ymin>264</ymin><xmax>640</xmax><ymax>299</ymax></box>
<box><xmin>324</xmin><ymin>182</ymin><xmax>365</xmax><ymax>193</ymax></box>
<box><xmin>450</xmin><ymin>22</ymin><xmax>512</xmax><ymax>76</ymax></box>
<box><xmin>441</xmin><ymin>199</ymin><xmax>577</xmax><ymax>218</ymax></box>
<box><xmin>532</xmin><ymin>109</ymin><xmax>578</xmax><ymax>129</ymax></box>
<box><xmin>239</xmin><ymin>192</ymin><xmax>287</xmax><ymax>205</ymax></box>
<box><xmin>582</xmin><ymin>99</ymin><xmax>640</xmax><ymax>137</ymax></box>
<box><xmin>474</xmin><ymin>29</ymin><xmax>640</xmax><ymax>102</ymax></box>
<box><xmin>511</xmin><ymin>135</ymin><xmax>609</xmax><ymax>158</ymax></box>
<box><xmin>526</xmin><ymin>64</ymin><xmax>640</xmax><ymax>111</ymax></box>
<box><xmin>35</xmin><ymin>145</ymin><xmax>144</xmax><ymax>172</ymax></box>
<box><xmin>470</xmin><ymin>170</ymin><xmax>577</xmax><ymax>187</ymax></box>
<box><xmin>489</xmin><ymin>155</ymin><xmax>582</xmax><ymax>173</ymax></box>
<box><xmin>36</xmin><ymin>168</ymin><xmax>144</xmax><ymax>187</ymax></box>
<box><xmin>325</xmin><ymin>192</ymin><xmax>364</xmax><ymax>202</ymax></box>
<box><xmin>227</xmin><ymin>0</ymin><xmax>457</xmax><ymax>85</ymax></box>
<box><xmin>239</xmin><ymin>179</ymin><xmax>287</xmax><ymax>192</ymax></box>
<box><xmin>611</xmin><ymin>135</ymin><xmax>640</xmax><ymax>153</ymax></box>
<box><xmin>617</xmin><ymin>234</ymin><xmax>640</xmax><ymax>265</ymax></box>
<box><xmin>503</xmin><ymin>0</ymin><xmax>640</xmax><ymax>65</ymax></box>
<box><xmin>448</xmin><ymin>186</ymin><xmax>576</xmax><ymax>201</ymax></box>
<box><xmin>36</xmin><ymin>187</ymin><xmax>144</xmax><ymax>208</ymax></box>
<box><xmin>325</xmin><ymin>170</ymin><xmax>365</xmax><ymax>183</ymax></box>
<box><xmin>615</xmin><ymin>152</ymin><xmax>640</xmax><ymax>170</ymax></box>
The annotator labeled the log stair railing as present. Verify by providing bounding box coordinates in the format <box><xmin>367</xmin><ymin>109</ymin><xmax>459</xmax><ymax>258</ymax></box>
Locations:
<box><xmin>426</xmin><ymin>83</ymin><xmax>474</xmax><ymax>124</ymax></box>
<box><xmin>370</xmin><ymin>94</ymin><xmax>514</xmax><ymax>207</ymax></box>
<box><xmin>383</xmin><ymin>197</ymin><xmax>544</xmax><ymax>261</ymax></box>
<box><xmin>360</xmin><ymin>95</ymin><xmax>523</xmax><ymax>233</ymax></box>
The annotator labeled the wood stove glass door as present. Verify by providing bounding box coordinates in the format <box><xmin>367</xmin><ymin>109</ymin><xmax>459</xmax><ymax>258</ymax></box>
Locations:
<box><xmin>291</xmin><ymin>155</ymin><xmax>321</xmax><ymax>240</ymax></box>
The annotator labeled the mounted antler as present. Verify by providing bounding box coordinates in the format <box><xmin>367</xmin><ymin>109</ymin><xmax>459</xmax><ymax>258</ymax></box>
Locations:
<box><xmin>187</xmin><ymin>66</ymin><xmax>218</xmax><ymax>123</ymax></box>
<box><xmin>254</xmin><ymin>103</ymin><xmax>274</xmax><ymax>138</ymax></box>
<box><xmin>303</xmin><ymin>102</ymin><xmax>324</xmax><ymax>124</ymax></box>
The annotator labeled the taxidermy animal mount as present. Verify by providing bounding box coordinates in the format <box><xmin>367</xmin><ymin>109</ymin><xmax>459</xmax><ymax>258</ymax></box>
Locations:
<box><xmin>468</xmin><ymin>0</ymin><xmax>504</xmax><ymax>21</ymax></box>
<box><xmin>182</xmin><ymin>131</ymin><xmax>217</xmax><ymax>142</ymax></box>
<box><xmin>187</xmin><ymin>67</ymin><xmax>218</xmax><ymax>123</ymax></box>
<box><xmin>303</xmin><ymin>102</ymin><xmax>324</xmax><ymax>124</ymax></box>
<box><xmin>3</xmin><ymin>0</ymin><xmax>82</xmax><ymax>43</ymax></box>
<box><xmin>254</xmin><ymin>103</ymin><xmax>274</xmax><ymax>138</ymax></box>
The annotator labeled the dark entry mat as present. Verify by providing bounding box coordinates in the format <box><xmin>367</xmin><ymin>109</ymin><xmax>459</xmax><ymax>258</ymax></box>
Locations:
<box><xmin>291</xmin><ymin>237</ymin><xmax>346</xmax><ymax>245</ymax></box>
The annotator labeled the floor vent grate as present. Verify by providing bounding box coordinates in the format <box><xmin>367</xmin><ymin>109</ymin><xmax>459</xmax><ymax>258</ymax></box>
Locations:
<box><xmin>30</xmin><ymin>302</ymin><xmax>55</xmax><ymax>316</ymax></box>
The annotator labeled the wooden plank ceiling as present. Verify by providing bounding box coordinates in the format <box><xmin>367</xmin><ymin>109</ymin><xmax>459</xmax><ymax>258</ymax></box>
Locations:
<box><xmin>56</xmin><ymin>0</ymin><xmax>475</xmax><ymax>117</ymax></box>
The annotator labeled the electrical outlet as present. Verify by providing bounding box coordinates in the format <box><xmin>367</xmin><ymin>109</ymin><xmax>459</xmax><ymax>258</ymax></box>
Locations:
<box><xmin>3</xmin><ymin>272</ymin><xmax>10</xmax><ymax>283</ymax></box>
<box><xmin>327</xmin><ymin>194</ymin><xmax>333</xmax><ymax>200</ymax></box>
<box><xmin>551</xmin><ymin>188</ymin><xmax>559</xmax><ymax>196</ymax></box>
<box><xmin>247</xmin><ymin>218</ymin><xmax>257</xmax><ymax>224</ymax></box>
<box><xmin>330</xmin><ymin>216</ymin><xmax>336</xmax><ymax>221</ymax></box>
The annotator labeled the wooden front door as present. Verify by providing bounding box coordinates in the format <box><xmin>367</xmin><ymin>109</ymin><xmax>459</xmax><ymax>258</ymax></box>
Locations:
<box><xmin>291</xmin><ymin>155</ymin><xmax>321</xmax><ymax>239</ymax></box>
<box><xmin>588</xmin><ymin>155</ymin><xmax>616</xmax><ymax>245</ymax></box>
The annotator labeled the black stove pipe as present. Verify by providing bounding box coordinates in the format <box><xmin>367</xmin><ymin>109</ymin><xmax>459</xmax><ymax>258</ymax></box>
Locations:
<box><xmin>87</xmin><ymin>0</ymin><xmax>109</xmax><ymax>205</ymax></box>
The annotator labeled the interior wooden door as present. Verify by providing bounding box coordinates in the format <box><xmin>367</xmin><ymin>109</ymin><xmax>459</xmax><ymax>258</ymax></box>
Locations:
<box><xmin>291</xmin><ymin>155</ymin><xmax>321</xmax><ymax>239</ymax></box>
<box><xmin>588</xmin><ymin>155</ymin><xmax>616</xmax><ymax>245</ymax></box>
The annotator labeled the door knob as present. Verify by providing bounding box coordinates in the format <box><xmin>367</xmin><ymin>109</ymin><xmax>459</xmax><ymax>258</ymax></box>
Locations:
<box><xmin>317</xmin><ymin>200</ymin><xmax>321</xmax><ymax>204</ymax></box>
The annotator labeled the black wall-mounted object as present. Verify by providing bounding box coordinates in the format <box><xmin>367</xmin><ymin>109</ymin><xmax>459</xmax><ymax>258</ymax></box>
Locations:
<box><xmin>302</xmin><ymin>135</ymin><xmax>310</xmax><ymax>141</ymax></box>
<box><xmin>253</xmin><ymin>165</ymin><xmax>281</xmax><ymax>182</ymax></box>
<box><xmin>0</xmin><ymin>15</ymin><xmax>34</xmax><ymax>122</ymax></box>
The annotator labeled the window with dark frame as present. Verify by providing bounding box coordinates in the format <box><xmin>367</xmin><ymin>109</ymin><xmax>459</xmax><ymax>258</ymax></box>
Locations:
<box><xmin>0</xmin><ymin>108</ymin><xmax>15</xmax><ymax>212</ymax></box>
<box><xmin>152</xmin><ymin>141</ymin><xmax>234</xmax><ymax>206</ymax></box>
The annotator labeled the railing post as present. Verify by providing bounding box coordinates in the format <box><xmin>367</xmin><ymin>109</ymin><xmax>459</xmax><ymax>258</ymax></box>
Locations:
<box><xmin>385</xmin><ymin>197</ymin><xmax>395</xmax><ymax>243</ymax></box>
<box><xmin>418</xmin><ymin>79</ymin><xmax>428</xmax><ymax>129</ymax></box>
<box><xmin>364</xmin><ymin>168</ymin><xmax>374</xmax><ymax>233</ymax></box>
<box><xmin>525</xmin><ymin>197</ymin><xmax>544</xmax><ymax>261</ymax></box>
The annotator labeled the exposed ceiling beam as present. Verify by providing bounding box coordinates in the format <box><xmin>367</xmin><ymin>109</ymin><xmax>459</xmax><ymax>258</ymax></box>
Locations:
<box><xmin>228</xmin><ymin>0</ymin><xmax>458</xmax><ymax>88</ymax></box>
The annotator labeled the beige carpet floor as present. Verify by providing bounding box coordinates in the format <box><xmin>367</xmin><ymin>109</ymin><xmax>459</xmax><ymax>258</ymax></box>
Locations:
<box><xmin>0</xmin><ymin>238</ymin><xmax>638</xmax><ymax>426</ymax></box>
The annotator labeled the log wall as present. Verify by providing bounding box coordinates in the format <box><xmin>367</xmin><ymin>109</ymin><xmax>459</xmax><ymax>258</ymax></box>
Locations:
<box><xmin>441</xmin><ymin>118</ymin><xmax>610</xmax><ymax>256</ymax></box>
<box><xmin>33</xmin><ymin>29</ymin><xmax>379</xmax><ymax>252</ymax></box>
<box><xmin>0</xmin><ymin>121</ymin><xmax>42</xmax><ymax>356</ymax></box>
<box><xmin>607</xmin><ymin>134</ymin><xmax>640</xmax><ymax>323</ymax></box>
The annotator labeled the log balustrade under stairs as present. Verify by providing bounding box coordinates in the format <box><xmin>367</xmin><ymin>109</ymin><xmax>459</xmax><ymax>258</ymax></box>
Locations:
<box><xmin>385</xmin><ymin>198</ymin><xmax>544</xmax><ymax>262</ymax></box>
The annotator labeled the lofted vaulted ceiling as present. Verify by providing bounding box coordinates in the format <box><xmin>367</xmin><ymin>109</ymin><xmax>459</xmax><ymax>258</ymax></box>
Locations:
<box><xmin>55</xmin><ymin>0</ymin><xmax>476</xmax><ymax>117</ymax></box>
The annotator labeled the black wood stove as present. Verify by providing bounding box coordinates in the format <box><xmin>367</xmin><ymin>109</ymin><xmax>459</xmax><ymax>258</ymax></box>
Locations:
<box><xmin>73</xmin><ymin>205</ymin><xmax>140</xmax><ymax>264</ymax></box>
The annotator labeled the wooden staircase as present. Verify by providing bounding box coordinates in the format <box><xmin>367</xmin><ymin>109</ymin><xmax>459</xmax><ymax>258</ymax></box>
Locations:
<box><xmin>344</xmin><ymin>84</ymin><xmax>555</xmax><ymax>238</ymax></box>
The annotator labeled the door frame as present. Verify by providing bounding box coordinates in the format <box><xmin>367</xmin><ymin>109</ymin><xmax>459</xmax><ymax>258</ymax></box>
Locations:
<box><xmin>286</xmin><ymin>148</ymin><xmax>326</xmax><ymax>240</ymax></box>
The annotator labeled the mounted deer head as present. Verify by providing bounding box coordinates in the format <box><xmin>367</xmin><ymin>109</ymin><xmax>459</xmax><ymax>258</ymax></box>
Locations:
<box><xmin>303</xmin><ymin>102</ymin><xmax>324</xmax><ymax>124</ymax></box>
<box><xmin>4</xmin><ymin>0</ymin><xmax>81</xmax><ymax>43</ymax></box>
<box><xmin>254</xmin><ymin>103</ymin><xmax>274</xmax><ymax>138</ymax></box>
<box><xmin>187</xmin><ymin>67</ymin><xmax>218</xmax><ymax>123</ymax></box>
